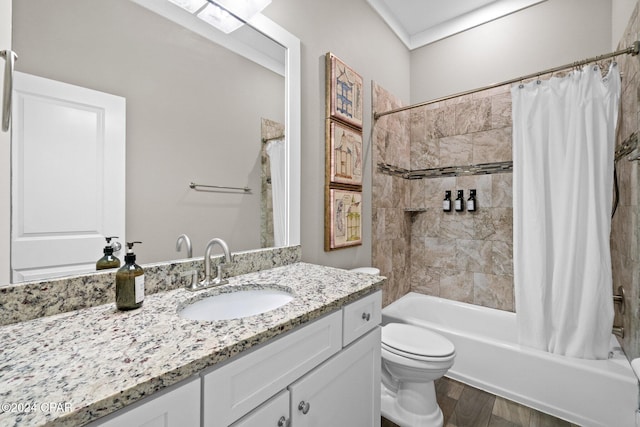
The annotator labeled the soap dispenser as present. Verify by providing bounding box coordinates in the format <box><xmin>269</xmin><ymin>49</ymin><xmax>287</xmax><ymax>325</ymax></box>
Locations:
<box><xmin>455</xmin><ymin>190</ymin><xmax>465</xmax><ymax>212</ymax></box>
<box><xmin>96</xmin><ymin>236</ymin><xmax>121</xmax><ymax>270</ymax></box>
<box><xmin>443</xmin><ymin>191</ymin><xmax>452</xmax><ymax>212</ymax></box>
<box><xmin>467</xmin><ymin>189</ymin><xmax>477</xmax><ymax>212</ymax></box>
<box><xmin>116</xmin><ymin>241</ymin><xmax>144</xmax><ymax>311</ymax></box>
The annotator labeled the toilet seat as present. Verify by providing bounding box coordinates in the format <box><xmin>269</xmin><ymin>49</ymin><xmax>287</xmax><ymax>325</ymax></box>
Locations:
<box><xmin>382</xmin><ymin>323</ymin><xmax>455</xmax><ymax>361</ymax></box>
<box><xmin>349</xmin><ymin>267</ymin><xmax>380</xmax><ymax>275</ymax></box>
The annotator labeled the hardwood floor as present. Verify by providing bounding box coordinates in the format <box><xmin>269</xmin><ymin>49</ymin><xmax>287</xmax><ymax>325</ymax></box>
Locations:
<box><xmin>381</xmin><ymin>377</ymin><xmax>580</xmax><ymax>427</ymax></box>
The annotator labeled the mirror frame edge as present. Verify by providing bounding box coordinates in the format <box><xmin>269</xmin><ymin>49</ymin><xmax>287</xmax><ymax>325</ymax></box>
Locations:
<box><xmin>250</xmin><ymin>14</ymin><xmax>301</xmax><ymax>247</ymax></box>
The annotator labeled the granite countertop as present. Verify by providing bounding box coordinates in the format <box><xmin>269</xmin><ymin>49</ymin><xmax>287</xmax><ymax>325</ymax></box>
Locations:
<box><xmin>0</xmin><ymin>262</ymin><xmax>384</xmax><ymax>427</ymax></box>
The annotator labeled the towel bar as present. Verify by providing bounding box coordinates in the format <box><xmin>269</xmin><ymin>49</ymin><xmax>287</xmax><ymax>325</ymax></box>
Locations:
<box><xmin>189</xmin><ymin>182</ymin><xmax>251</xmax><ymax>193</ymax></box>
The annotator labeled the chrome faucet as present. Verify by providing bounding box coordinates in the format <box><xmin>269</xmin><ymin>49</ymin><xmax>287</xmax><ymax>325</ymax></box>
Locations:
<box><xmin>199</xmin><ymin>238</ymin><xmax>232</xmax><ymax>289</ymax></box>
<box><xmin>175</xmin><ymin>234</ymin><xmax>192</xmax><ymax>258</ymax></box>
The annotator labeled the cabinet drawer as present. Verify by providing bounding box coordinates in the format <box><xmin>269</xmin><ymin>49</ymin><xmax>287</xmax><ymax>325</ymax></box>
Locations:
<box><xmin>342</xmin><ymin>290</ymin><xmax>381</xmax><ymax>346</ymax></box>
<box><xmin>90</xmin><ymin>377</ymin><xmax>200</xmax><ymax>427</ymax></box>
<box><xmin>202</xmin><ymin>310</ymin><xmax>342</xmax><ymax>426</ymax></box>
<box><xmin>231</xmin><ymin>389</ymin><xmax>289</xmax><ymax>427</ymax></box>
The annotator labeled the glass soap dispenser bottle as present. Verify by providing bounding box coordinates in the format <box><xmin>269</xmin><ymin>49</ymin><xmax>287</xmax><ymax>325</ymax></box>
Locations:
<box><xmin>96</xmin><ymin>236</ymin><xmax>121</xmax><ymax>270</ymax></box>
<box><xmin>116</xmin><ymin>241</ymin><xmax>144</xmax><ymax>311</ymax></box>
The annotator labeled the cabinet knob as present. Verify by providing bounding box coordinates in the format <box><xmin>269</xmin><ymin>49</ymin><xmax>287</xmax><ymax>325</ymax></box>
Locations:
<box><xmin>277</xmin><ymin>415</ymin><xmax>289</xmax><ymax>426</ymax></box>
<box><xmin>362</xmin><ymin>312</ymin><xmax>371</xmax><ymax>321</ymax></box>
<box><xmin>298</xmin><ymin>400</ymin><xmax>311</xmax><ymax>414</ymax></box>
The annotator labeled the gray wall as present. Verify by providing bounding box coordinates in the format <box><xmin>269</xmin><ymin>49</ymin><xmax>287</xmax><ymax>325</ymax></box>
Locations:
<box><xmin>264</xmin><ymin>0</ymin><xmax>411</xmax><ymax>269</ymax></box>
<box><xmin>613</xmin><ymin>0</ymin><xmax>638</xmax><ymax>47</ymax></box>
<box><xmin>12</xmin><ymin>0</ymin><xmax>284</xmax><ymax>263</ymax></box>
<box><xmin>410</xmin><ymin>0</ymin><xmax>613</xmax><ymax>104</ymax></box>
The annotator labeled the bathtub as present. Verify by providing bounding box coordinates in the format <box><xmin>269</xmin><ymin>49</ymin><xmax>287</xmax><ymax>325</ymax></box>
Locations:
<box><xmin>382</xmin><ymin>292</ymin><xmax>638</xmax><ymax>427</ymax></box>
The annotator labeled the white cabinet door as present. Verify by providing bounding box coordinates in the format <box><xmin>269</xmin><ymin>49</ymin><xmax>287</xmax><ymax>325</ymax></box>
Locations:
<box><xmin>289</xmin><ymin>327</ymin><xmax>381</xmax><ymax>427</ymax></box>
<box><xmin>202</xmin><ymin>311</ymin><xmax>342</xmax><ymax>426</ymax></box>
<box><xmin>11</xmin><ymin>71</ymin><xmax>125</xmax><ymax>282</ymax></box>
<box><xmin>91</xmin><ymin>377</ymin><xmax>200</xmax><ymax>427</ymax></box>
<box><xmin>231</xmin><ymin>389</ymin><xmax>290</xmax><ymax>427</ymax></box>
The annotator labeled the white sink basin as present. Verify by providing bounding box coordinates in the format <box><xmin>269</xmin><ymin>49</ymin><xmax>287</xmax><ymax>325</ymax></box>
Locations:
<box><xmin>179</xmin><ymin>287</ymin><xmax>294</xmax><ymax>321</ymax></box>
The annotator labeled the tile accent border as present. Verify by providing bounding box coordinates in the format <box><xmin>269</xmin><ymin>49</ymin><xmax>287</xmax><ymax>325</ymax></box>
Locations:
<box><xmin>378</xmin><ymin>160</ymin><xmax>513</xmax><ymax>179</ymax></box>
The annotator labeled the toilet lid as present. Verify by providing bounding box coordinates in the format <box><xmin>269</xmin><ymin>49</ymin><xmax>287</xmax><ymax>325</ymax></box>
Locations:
<box><xmin>349</xmin><ymin>267</ymin><xmax>380</xmax><ymax>275</ymax></box>
<box><xmin>382</xmin><ymin>323</ymin><xmax>455</xmax><ymax>358</ymax></box>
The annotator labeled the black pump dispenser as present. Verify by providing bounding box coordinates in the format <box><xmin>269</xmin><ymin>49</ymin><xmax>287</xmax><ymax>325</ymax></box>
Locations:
<box><xmin>467</xmin><ymin>189</ymin><xmax>477</xmax><ymax>212</ymax></box>
<box><xmin>96</xmin><ymin>236</ymin><xmax>121</xmax><ymax>270</ymax></box>
<box><xmin>123</xmin><ymin>241</ymin><xmax>140</xmax><ymax>264</ymax></box>
<box><xmin>455</xmin><ymin>190</ymin><xmax>464</xmax><ymax>212</ymax></box>
<box><xmin>115</xmin><ymin>241</ymin><xmax>144</xmax><ymax>311</ymax></box>
<box><xmin>443</xmin><ymin>191</ymin><xmax>452</xmax><ymax>212</ymax></box>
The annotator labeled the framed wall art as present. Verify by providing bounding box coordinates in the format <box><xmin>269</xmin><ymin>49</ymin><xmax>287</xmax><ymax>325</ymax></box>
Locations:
<box><xmin>325</xmin><ymin>188</ymin><xmax>362</xmax><ymax>250</ymax></box>
<box><xmin>326</xmin><ymin>119</ymin><xmax>363</xmax><ymax>186</ymax></box>
<box><xmin>326</xmin><ymin>52</ymin><xmax>363</xmax><ymax>129</ymax></box>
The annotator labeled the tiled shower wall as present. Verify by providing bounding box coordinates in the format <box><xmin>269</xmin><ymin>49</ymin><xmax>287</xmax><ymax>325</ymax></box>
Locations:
<box><xmin>408</xmin><ymin>87</ymin><xmax>514</xmax><ymax>310</ymax></box>
<box><xmin>373</xmin><ymin>3</ymin><xmax>640</xmax><ymax>359</ymax></box>
<box><xmin>372</xmin><ymin>80</ymin><xmax>514</xmax><ymax>311</ymax></box>
<box><xmin>372</xmin><ymin>82</ymin><xmax>411</xmax><ymax>307</ymax></box>
<box><xmin>611</xmin><ymin>2</ymin><xmax>640</xmax><ymax>360</ymax></box>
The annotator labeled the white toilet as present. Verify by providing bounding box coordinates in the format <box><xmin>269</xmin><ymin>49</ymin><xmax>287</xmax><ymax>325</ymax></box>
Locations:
<box><xmin>381</xmin><ymin>323</ymin><xmax>456</xmax><ymax>427</ymax></box>
<box><xmin>349</xmin><ymin>267</ymin><xmax>381</xmax><ymax>275</ymax></box>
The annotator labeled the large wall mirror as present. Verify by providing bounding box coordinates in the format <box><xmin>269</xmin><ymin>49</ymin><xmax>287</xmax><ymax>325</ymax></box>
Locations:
<box><xmin>7</xmin><ymin>0</ymin><xmax>300</xmax><ymax>283</ymax></box>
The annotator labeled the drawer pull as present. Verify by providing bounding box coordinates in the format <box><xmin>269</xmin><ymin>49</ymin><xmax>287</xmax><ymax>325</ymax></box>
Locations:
<box><xmin>298</xmin><ymin>400</ymin><xmax>311</xmax><ymax>414</ymax></box>
<box><xmin>362</xmin><ymin>312</ymin><xmax>371</xmax><ymax>321</ymax></box>
<box><xmin>277</xmin><ymin>415</ymin><xmax>289</xmax><ymax>426</ymax></box>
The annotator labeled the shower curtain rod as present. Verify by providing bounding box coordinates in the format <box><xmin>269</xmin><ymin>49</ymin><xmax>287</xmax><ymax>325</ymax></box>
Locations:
<box><xmin>373</xmin><ymin>40</ymin><xmax>640</xmax><ymax>120</ymax></box>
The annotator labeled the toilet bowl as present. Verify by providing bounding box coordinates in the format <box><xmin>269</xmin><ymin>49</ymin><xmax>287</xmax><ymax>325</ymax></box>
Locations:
<box><xmin>381</xmin><ymin>323</ymin><xmax>455</xmax><ymax>427</ymax></box>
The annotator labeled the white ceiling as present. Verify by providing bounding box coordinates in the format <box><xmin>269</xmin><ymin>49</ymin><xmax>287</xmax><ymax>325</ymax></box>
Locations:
<box><xmin>367</xmin><ymin>0</ymin><xmax>547</xmax><ymax>50</ymax></box>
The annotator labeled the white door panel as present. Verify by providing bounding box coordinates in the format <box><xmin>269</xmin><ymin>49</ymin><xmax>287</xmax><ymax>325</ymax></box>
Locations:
<box><xmin>0</xmin><ymin>0</ymin><xmax>12</xmax><ymax>283</ymax></box>
<box><xmin>11</xmin><ymin>72</ymin><xmax>125</xmax><ymax>282</ymax></box>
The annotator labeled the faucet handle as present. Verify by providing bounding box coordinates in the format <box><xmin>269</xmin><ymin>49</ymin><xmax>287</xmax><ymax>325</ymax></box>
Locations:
<box><xmin>180</xmin><ymin>270</ymin><xmax>199</xmax><ymax>290</ymax></box>
<box><xmin>213</xmin><ymin>264</ymin><xmax>229</xmax><ymax>285</ymax></box>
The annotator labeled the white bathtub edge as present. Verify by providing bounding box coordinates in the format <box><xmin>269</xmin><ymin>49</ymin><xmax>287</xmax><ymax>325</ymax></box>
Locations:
<box><xmin>382</xmin><ymin>293</ymin><xmax>639</xmax><ymax>427</ymax></box>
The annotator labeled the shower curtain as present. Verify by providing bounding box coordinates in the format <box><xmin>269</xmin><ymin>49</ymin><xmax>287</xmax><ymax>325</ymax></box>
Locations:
<box><xmin>511</xmin><ymin>63</ymin><xmax>620</xmax><ymax>359</ymax></box>
<box><xmin>266</xmin><ymin>138</ymin><xmax>286</xmax><ymax>247</ymax></box>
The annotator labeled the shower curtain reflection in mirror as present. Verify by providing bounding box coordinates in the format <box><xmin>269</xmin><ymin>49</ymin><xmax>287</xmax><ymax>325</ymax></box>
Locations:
<box><xmin>261</xmin><ymin>117</ymin><xmax>286</xmax><ymax>248</ymax></box>
<box><xmin>266</xmin><ymin>138</ymin><xmax>286</xmax><ymax>247</ymax></box>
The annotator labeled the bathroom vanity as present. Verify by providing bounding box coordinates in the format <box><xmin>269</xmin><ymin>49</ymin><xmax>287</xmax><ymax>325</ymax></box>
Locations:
<box><xmin>0</xmin><ymin>262</ymin><xmax>383</xmax><ymax>426</ymax></box>
<box><xmin>96</xmin><ymin>291</ymin><xmax>381</xmax><ymax>427</ymax></box>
